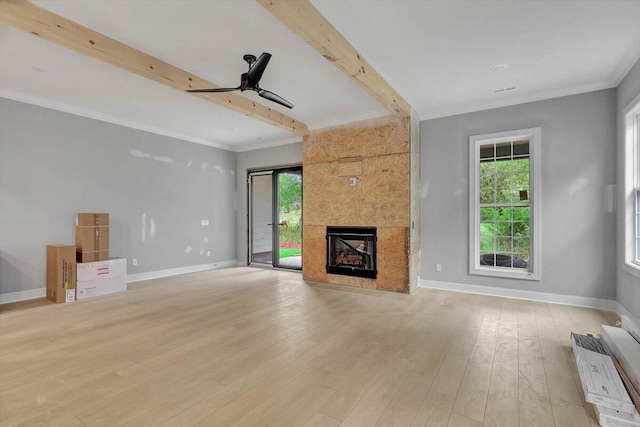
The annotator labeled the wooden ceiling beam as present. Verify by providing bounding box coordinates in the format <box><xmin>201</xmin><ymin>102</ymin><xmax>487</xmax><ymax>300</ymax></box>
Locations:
<box><xmin>0</xmin><ymin>0</ymin><xmax>309</xmax><ymax>136</ymax></box>
<box><xmin>258</xmin><ymin>0</ymin><xmax>412</xmax><ymax>118</ymax></box>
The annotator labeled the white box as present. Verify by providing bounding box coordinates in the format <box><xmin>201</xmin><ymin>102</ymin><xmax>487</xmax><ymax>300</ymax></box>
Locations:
<box><xmin>602</xmin><ymin>325</ymin><xmax>640</xmax><ymax>395</ymax></box>
<box><xmin>621</xmin><ymin>315</ymin><xmax>640</xmax><ymax>344</ymax></box>
<box><xmin>595</xmin><ymin>404</ymin><xmax>640</xmax><ymax>427</ymax></box>
<box><xmin>77</xmin><ymin>258</ymin><xmax>126</xmax><ymax>282</ymax></box>
<box><xmin>572</xmin><ymin>335</ymin><xmax>635</xmax><ymax>414</ymax></box>
<box><xmin>76</xmin><ymin>276</ymin><xmax>127</xmax><ymax>300</ymax></box>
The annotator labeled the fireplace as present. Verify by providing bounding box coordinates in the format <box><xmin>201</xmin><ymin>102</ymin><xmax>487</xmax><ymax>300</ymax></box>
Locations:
<box><xmin>326</xmin><ymin>227</ymin><xmax>377</xmax><ymax>279</ymax></box>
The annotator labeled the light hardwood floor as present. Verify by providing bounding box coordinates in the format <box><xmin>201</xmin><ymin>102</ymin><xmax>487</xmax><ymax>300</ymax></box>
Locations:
<box><xmin>0</xmin><ymin>267</ymin><xmax>618</xmax><ymax>427</ymax></box>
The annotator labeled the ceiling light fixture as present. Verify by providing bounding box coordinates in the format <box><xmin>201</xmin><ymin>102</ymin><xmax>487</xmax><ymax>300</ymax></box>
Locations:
<box><xmin>491</xmin><ymin>64</ymin><xmax>509</xmax><ymax>72</ymax></box>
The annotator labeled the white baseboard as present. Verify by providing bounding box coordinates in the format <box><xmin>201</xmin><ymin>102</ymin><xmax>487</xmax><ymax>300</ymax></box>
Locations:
<box><xmin>420</xmin><ymin>279</ymin><xmax>619</xmax><ymax>312</ymax></box>
<box><xmin>615</xmin><ymin>302</ymin><xmax>636</xmax><ymax>320</ymax></box>
<box><xmin>0</xmin><ymin>288</ymin><xmax>47</xmax><ymax>305</ymax></box>
<box><xmin>0</xmin><ymin>260</ymin><xmax>237</xmax><ymax>305</ymax></box>
<box><xmin>126</xmin><ymin>260</ymin><xmax>237</xmax><ymax>283</ymax></box>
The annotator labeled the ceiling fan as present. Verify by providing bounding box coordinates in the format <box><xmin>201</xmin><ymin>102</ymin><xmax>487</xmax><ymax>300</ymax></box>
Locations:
<box><xmin>186</xmin><ymin>52</ymin><xmax>294</xmax><ymax>109</ymax></box>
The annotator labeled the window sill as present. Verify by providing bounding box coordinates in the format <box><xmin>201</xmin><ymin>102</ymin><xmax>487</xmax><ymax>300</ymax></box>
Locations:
<box><xmin>623</xmin><ymin>262</ymin><xmax>640</xmax><ymax>279</ymax></box>
<box><xmin>470</xmin><ymin>266</ymin><xmax>541</xmax><ymax>281</ymax></box>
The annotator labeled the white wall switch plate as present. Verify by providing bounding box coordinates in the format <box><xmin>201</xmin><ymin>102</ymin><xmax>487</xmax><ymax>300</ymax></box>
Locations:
<box><xmin>436</xmin><ymin>263</ymin><xmax>442</xmax><ymax>272</ymax></box>
<box><xmin>349</xmin><ymin>177</ymin><xmax>357</xmax><ymax>186</ymax></box>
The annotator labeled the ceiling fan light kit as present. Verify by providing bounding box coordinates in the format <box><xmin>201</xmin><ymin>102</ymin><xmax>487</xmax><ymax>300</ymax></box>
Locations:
<box><xmin>187</xmin><ymin>52</ymin><xmax>294</xmax><ymax>109</ymax></box>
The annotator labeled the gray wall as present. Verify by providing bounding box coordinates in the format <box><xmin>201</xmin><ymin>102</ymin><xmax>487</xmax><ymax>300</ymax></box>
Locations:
<box><xmin>420</xmin><ymin>89</ymin><xmax>617</xmax><ymax>300</ymax></box>
<box><xmin>616</xmin><ymin>59</ymin><xmax>640</xmax><ymax>317</ymax></box>
<box><xmin>0</xmin><ymin>98</ymin><xmax>237</xmax><ymax>295</ymax></box>
<box><xmin>236</xmin><ymin>143</ymin><xmax>302</xmax><ymax>263</ymax></box>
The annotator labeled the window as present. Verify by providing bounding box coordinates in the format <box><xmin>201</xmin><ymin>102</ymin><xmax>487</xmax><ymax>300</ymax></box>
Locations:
<box><xmin>624</xmin><ymin>97</ymin><xmax>640</xmax><ymax>274</ymax></box>
<box><xmin>469</xmin><ymin>128</ymin><xmax>541</xmax><ymax>280</ymax></box>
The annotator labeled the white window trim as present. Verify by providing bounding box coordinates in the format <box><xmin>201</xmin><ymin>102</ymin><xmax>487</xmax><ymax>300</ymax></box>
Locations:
<box><xmin>623</xmin><ymin>94</ymin><xmax>640</xmax><ymax>278</ymax></box>
<box><xmin>469</xmin><ymin>127</ymin><xmax>542</xmax><ymax>281</ymax></box>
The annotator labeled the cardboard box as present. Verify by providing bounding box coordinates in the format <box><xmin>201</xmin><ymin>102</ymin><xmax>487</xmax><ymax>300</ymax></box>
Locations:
<box><xmin>76</xmin><ymin>276</ymin><xmax>126</xmax><ymax>300</ymax></box>
<box><xmin>77</xmin><ymin>213</ymin><xmax>109</xmax><ymax>227</ymax></box>
<box><xmin>76</xmin><ymin>226</ymin><xmax>109</xmax><ymax>252</ymax></box>
<box><xmin>77</xmin><ymin>258</ymin><xmax>126</xmax><ymax>281</ymax></box>
<box><xmin>76</xmin><ymin>250</ymin><xmax>110</xmax><ymax>263</ymax></box>
<box><xmin>46</xmin><ymin>245</ymin><xmax>76</xmax><ymax>303</ymax></box>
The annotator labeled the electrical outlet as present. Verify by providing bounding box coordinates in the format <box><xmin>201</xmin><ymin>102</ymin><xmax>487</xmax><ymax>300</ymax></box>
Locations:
<box><xmin>436</xmin><ymin>263</ymin><xmax>442</xmax><ymax>272</ymax></box>
<box><xmin>201</xmin><ymin>219</ymin><xmax>209</xmax><ymax>226</ymax></box>
<box><xmin>349</xmin><ymin>177</ymin><xmax>357</xmax><ymax>186</ymax></box>
<box><xmin>132</xmin><ymin>258</ymin><xmax>138</xmax><ymax>266</ymax></box>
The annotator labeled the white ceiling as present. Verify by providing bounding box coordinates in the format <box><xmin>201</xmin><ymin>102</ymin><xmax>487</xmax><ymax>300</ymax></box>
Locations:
<box><xmin>1</xmin><ymin>1</ymin><xmax>639</xmax><ymax>151</ymax></box>
<box><xmin>312</xmin><ymin>0</ymin><xmax>640</xmax><ymax>119</ymax></box>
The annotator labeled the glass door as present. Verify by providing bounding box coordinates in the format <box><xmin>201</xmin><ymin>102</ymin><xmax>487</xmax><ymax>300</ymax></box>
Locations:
<box><xmin>249</xmin><ymin>171</ymin><xmax>273</xmax><ymax>265</ymax></box>
<box><xmin>274</xmin><ymin>168</ymin><xmax>302</xmax><ymax>270</ymax></box>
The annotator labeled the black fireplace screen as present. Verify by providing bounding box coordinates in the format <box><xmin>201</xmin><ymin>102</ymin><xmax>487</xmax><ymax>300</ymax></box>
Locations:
<box><xmin>326</xmin><ymin>227</ymin><xmax>377</xmax><ymax>279</ymax></box>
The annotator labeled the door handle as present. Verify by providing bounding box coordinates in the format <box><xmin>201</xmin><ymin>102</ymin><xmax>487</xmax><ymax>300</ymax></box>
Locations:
<box><xmin>267</xmin><ymin>223</ymin><xmax>273</xmax><ymax>226</ymax></box>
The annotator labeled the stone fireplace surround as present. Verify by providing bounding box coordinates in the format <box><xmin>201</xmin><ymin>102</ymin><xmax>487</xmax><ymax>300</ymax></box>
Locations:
<box><xmin>302</xmin><ymin>115</ymin><xmax>410</xmax><ymax>293</ymax></box>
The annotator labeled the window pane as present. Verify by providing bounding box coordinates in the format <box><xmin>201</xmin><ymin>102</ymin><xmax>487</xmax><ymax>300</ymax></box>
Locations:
<box><xmin>494</xmin><ymin>221</ymin><xmax>513</xmax><ymax>239</ymax></box>
<box><xmin>513</xmin><ymin>140</ymin><xmax>530</xmax><ymax>156</ymax></box>
<box><xmin>497</xmin><ymin>207</ymin><xmax>513</xmax><ymax>221</ymax></box>
<box><xmin>480</xmin><ymin>160</ymin><xmax>496</xmax><ymax>176</ymax></box>
<box><xmin>496</xmin><ymin>237</ymin><xmax>513</xmax><ymax>253</ymax></box>
<box><xmin>513</xmin><ymin>221</ymin><xmax>529</xmax><ymax>237</ymax></box>
<box><xmin>512</xmin><ymin>254</ymin><xmax>529</xmax><ymax>269</ymax></box>
<box><xmin>480</xmin><ymin>188</ymin><xmax>495</xmax><ymax>204</ymax></box>
<box><xmin>480</xmin><ymin>237</ymin><xmax>494</xmax><ymax>253</ymax></box>
<box><xmin>479</xmin><ymin>168</ymin><xmax>496</xmax><ymax>189</ymax></box>
<box><xmin>636</xmin><ymin>190</ymin><xmax>640</xmax><ymax>263</ymax></box>
<box><xmin>495</xmin><ymin>173</ymin><xmax>511</xmax><ymax>203</ymax></box>
<box><xmin>513</xmin><ymin>237</ymin><xmax>530</xmax><ymax>260</ymax></box>
<box><xmin>480</xmin><ymin>222</ymin><xmax>496</xmax><ymax>239</ymax></box>
<box><xmin>512</xmin><ymin>171</ymin><xmax>530</xmax><ymax>203</ymax></box>
<box><xmin>495</xmin><ymin>141</ymin><xmax>512</xmax><ymax>159</ymax></box>
<box><xmin>513</xmin><ymin>207</ymin><xmax>530</xmax><ymax>222</ymax></box>
<box><xmin>480</xmin><ymin>207</ymin><xmax>500</xmax><ymax>221</ymax></box>
<box><xmin>480</xmin><ymin>144</ymin><xmax>495</xmax><ymax>160</ymax></box>
<box><xmin>513</xmin><ymin>157</ymin><xmax>529</xmax><ymax>171</ymax></box>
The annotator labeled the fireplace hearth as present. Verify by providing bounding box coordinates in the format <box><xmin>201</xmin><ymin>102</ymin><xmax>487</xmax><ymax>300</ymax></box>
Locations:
<box><xmin>326</xmin><ymin>227</ymin><xmax>377</xmax><ymax>279</ymax></box>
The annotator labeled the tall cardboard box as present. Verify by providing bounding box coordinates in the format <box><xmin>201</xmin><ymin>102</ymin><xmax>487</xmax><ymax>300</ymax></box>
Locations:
<box><xmin>46</xmin><ymin>245</ymin><xmax>76</xmax><ymax>303</ymax></box>
<box><xmin>76</xmin><ymin>212</ymin><xmax>110</xmax><ymax>262</ymax></box>
<box><xmin>77</xmin><ymin>213</ymin><xmax>109</xmax><ymax>227</ymax></box>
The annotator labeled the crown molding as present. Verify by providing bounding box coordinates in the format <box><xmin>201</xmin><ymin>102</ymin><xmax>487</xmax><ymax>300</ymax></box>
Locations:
<box><xmin>610</xmin><ymin>34</ymin><xmax>640</xmax><ymax>87</ymax></box>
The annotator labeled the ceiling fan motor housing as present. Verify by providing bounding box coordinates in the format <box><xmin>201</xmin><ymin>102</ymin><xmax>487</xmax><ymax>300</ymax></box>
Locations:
<box><xmin>243</xmin><ymin>54</ymin><xmax>257</xmax><ymax>65</ymax></box>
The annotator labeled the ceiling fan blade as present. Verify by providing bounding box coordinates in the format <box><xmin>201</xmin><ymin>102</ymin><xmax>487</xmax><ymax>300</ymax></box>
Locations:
<box><xmin>258</xmin><ymin>89</ymin><xmax>294</xmax><ymax>109</ymax></box>
<box><xmin>247</xmin><ymin>53</ymin><xmax>271</xmax><ymax>83</ymax></box>
<box><xmin>186</xmin><ymin>87</ymin><xmax>239</xmax><ymax>93</ymax></box>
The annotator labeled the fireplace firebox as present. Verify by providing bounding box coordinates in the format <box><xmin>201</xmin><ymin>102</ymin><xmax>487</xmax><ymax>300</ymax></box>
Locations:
<box><xmin>326</xmin><ymin>227</ymin><xmax>377</xmax><ymax>279</ymax></box>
